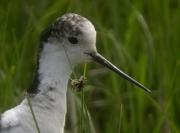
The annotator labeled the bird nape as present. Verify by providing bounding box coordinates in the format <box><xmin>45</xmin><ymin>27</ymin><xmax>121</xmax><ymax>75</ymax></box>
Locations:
<box><xmin>0</xmin><ymin>13</ymin><xmax>151</xmax><ymax>133</ymax></box>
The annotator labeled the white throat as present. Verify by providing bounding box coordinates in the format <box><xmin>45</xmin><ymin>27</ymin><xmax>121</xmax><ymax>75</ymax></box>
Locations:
<box><xmin>38</xmin><ymin>42</ymin><xmax>72</xmax><ymax>93</ymax></box>
<box><xmin>28</xmin><ymin>42</ymin><xmax>73</xmax><ymax>133</ymax></box>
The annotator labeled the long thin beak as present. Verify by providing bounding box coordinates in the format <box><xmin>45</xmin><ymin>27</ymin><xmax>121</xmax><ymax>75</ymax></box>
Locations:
<box><xmin>85</xmin><ymin>52</ymin><xmax>152</xmax><ymax>94</ymax></box>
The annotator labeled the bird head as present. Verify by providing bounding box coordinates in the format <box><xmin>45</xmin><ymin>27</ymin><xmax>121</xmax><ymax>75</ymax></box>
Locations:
<box><xmin>40</xmin><ymin>13</ymin><xmax>97</xmax><ymax>64</ymax></box>
<box><xmin>40</xmin><ymin>13</ymin><xmax>151</xmax><ymax>93</ymax></box>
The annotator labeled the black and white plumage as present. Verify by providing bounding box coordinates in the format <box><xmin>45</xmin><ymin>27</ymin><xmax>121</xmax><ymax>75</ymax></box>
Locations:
<box><xmin>0</xmin><ymin>13</ymin><xmax>151</xmax><ymax>133</ymax></box>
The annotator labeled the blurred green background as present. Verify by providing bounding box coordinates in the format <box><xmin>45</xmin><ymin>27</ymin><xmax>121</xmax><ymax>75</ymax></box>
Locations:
<box><xmin>0</xmin><ymin>0</ymin><xmax>180</xmax><ymax>133</ymax></box>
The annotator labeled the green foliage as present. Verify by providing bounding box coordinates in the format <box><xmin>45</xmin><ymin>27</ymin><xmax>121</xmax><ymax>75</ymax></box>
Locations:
<box><xmin>0</xmin><ymin>0</ymin><xmax>180</xmax><ymax>132</ymax></box>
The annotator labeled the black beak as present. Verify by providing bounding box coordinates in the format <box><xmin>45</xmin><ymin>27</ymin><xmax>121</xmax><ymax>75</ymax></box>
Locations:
<box><xmin>85</xmin><ymin>52</ymin><xmax>152</xmax><ymax>94</ymax></box>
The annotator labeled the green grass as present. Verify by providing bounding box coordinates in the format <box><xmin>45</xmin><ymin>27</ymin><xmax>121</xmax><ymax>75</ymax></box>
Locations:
<box><xmin>0</xmin><ymin>0</ymin><xmax>180</xmax><ymax>132</ymax></box>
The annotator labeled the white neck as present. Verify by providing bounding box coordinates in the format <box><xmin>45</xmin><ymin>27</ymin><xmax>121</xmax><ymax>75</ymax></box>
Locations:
<box><xmin>38</xmin><ymin>42</ymin><xmax>72</xmax><ymax>94</ymax></box>
<box><xmin>27</xmin><ymin>42</ymin><xmax>72</xmax><ymax>133</ymax></box>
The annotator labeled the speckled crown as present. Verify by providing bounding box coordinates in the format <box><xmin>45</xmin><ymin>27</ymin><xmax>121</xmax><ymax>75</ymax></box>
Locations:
<box><xmin>40</xmin><ymin>13</ymin><xmax>88</xmax><ymax>42</ymax></box>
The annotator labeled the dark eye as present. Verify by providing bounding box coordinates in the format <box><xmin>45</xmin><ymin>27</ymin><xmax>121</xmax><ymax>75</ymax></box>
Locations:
<box><xmin>68</xmin><ymin>37</ymin><xmax>78</xmax><ymax>44</ymax></box>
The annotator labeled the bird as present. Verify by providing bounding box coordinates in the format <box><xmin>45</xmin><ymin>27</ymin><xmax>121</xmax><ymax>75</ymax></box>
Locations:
<box><xmin>0</xmin><ymin>13</ymin><xmax>151</xmax><ymax>133</ymax></box>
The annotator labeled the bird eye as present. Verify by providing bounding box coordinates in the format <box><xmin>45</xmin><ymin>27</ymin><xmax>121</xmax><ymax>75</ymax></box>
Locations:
<box><xmin>68</xmin><ymin>37</ymin><xmax>78</xmax><ymax>44</ymax></box>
